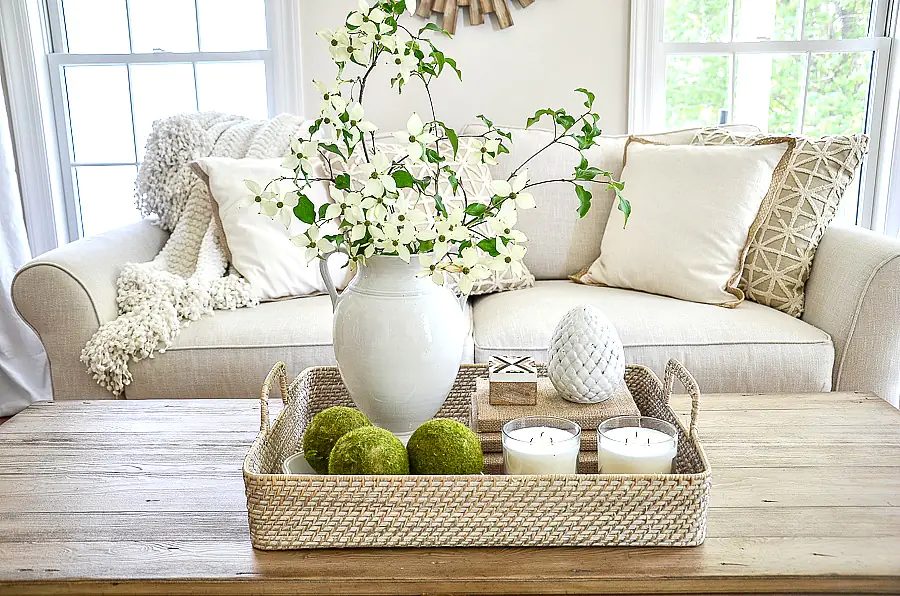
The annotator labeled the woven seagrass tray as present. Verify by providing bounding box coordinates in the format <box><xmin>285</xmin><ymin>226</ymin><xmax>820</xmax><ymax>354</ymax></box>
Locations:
<box><xmin>243</xmin><ymin>360</ymin><xmax>710</xmax><ymax>550</ymax></box>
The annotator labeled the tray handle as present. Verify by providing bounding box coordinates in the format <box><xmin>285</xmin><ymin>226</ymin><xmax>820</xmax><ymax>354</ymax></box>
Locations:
<box><xmin>663</xmin><ymin>359</ymin><xmax>701</xmax><ymax>437</ymax></box>
<box><xmin>259</xmin><ymin>361</ymin><xmax>291</xmax><ymax>434</ymax></box>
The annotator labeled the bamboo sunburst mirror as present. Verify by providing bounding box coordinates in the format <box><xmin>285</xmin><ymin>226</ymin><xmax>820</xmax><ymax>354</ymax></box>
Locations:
<box><xmin>415</xmin><ymin>0</ymin><xmax>537</xmax><ymax>34</ymax></box>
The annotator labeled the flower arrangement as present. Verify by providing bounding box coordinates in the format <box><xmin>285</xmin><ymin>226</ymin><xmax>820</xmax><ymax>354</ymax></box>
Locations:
<box><xmin>249</xmin><ymin>0</ymin><xmax>629</xmax><ymax>294</ymax></box>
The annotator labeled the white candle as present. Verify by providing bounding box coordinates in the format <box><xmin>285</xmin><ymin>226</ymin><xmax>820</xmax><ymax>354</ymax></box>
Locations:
<box><xmin>503</xmin><ymin>426</ymin><xmax>580</xmax><ymax>475</ymax></box>
<box><xmin>598</xmin><ymin>426</ymin><xmax>677</xmax><ymax>474</ymax></box>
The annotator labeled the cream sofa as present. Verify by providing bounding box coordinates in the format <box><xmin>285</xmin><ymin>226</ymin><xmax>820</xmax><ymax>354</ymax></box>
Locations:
<box><xmin>12</xmin><ymin>125</ymin><xmax>900</xmax><ymax>408</ymax></box>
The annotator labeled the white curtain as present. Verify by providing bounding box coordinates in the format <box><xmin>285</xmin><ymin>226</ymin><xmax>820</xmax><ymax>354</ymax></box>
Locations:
<box><xmin>1</xmin><ymin>65</ymin><xmax>50</xmax><ymax>416</ymax></box>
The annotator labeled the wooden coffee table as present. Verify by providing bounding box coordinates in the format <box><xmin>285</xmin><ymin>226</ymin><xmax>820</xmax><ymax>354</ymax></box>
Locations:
<box><xmin>0</xmin><ymin>392</ymin><xmax>898</xmax><ymax>595</ymax></box>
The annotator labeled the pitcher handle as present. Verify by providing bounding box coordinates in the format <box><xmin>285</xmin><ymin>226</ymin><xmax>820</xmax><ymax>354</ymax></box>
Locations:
<box><xmin>319</xmin><ymin>250</ymin><xmax>348</xmax><ymax>311</ymax></box>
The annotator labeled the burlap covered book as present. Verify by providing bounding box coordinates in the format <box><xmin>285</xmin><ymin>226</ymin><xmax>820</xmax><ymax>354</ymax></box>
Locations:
<box><xmin>471</xmin><ymin>377</ymin><xmax>640</xmax><ymax>434</ymax></box>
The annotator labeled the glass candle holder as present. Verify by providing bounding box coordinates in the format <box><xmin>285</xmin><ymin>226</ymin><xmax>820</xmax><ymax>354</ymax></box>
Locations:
<box><xmin>597</xmin><ymin>416</ymin><xmax>678</xmax><ymax>474</ymax></box>
<box><xmin>501</xmin><ymin>416</ymin><xmax>582</xmax><ymax>475</ymax></box>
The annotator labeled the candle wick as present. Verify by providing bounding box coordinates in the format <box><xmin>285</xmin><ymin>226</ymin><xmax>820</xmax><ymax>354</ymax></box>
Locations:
<box><xmin>647</xmin><ymin>438</ymin><xmax>650</xmax><ymax>445</ymax></box>
<box><xmin>529</xmin><ymin>437</ymin><xmax>534</xmax><ymax>444</ymax></box>
<box><xmin>549</xmin><ymin>437</ymin><xmax>554</xmax><ymax>445</ymax></box>
<box><xmin>635</xmin><ymin>430</ymin><xmax>638</xmax><ymax>438</ymax></box>
<box><xmin>625</xmin><ymin>437</ymin><xmax>628</xmax><ymax>445</ymax></box>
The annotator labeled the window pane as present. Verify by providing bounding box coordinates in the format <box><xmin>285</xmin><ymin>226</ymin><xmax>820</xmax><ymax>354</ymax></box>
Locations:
<box><xmin>197</xmin><ymin>0</ymin><xmax>268</xmax><ymax>52</ymax></box>
<box><xmin>734</xmin><ymin>0</ymin><xmax>803</xmax><ymax>41</ymax></box>
<box><xmin>64</xmin><ymin>65</ymin><xmax>135</xmax><ymax>163</ymax></box>
<box><xmin>664</xmin><ymin>0</ymin><xmax>731</xmax><ymax>42</ymax></box>
<box><xmin>804</xmin><ymin>0</ymin><xmax>873</xmax><ymax>40</ymax></box>
<box><xmin>734</xmin><ymin>54</ymin><xmax>805</xmax><ymax>134</ymax></box>
<box><xmin>128</xmin><ymin>0</ymin><xmax>198</xmax><ymax>53</ymax></box>
<box><xmin>665</xmin><ymin>55</ymin><xmax>732</xmax><ymax>129</ymax></box>
<box><xmin>804</xmin><ymin>51</ymin><xmax>872</xmax><ymax>136</ymax></box>
<box><xmin>61</xmin><ymin>0</ymin><xmax>130</xmax><ymax>53</ymax></box>
<box><xmin>130</xmin><ymin>64</ymin><xmax>197</xmax><ymax>160</ymax></box>
<box><xmin>75</xmin><ymin>165</ymin><xmax>141</xmax><ymax>237</ymax></box>
<box><xmin>196</xmin><ymin>61</ymin><xmax>268</xmax><ymax>119</ymax></box>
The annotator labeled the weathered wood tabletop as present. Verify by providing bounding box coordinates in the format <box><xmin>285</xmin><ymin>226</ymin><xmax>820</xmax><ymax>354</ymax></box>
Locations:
<box><xmin>0</xmin><ymin>392</ymin><xmax>898</xmax><ymax>595</ymax></box>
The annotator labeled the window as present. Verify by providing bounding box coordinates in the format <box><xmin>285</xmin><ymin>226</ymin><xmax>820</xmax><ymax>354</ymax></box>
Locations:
<box><xmin>630</xmin><ymin>0</ymin><xmax>893</xmax><ymax>228</ymax></box>
<box><xmin>47</xmin><ymin>0</ymin><xmax>275</xmax><ymax>238</ymax></box>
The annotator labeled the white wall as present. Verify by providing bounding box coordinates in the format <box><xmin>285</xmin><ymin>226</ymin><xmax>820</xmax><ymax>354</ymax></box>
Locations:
<box><xmin>297</xmin><ymin>0</ymin><xmax>631</xmax><ymax>135</ymax></box>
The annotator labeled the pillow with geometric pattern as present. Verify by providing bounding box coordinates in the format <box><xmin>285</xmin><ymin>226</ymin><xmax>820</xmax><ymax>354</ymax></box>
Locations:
<box><xmin>692</xmin><ymin>127</ymin><xmax>868</xmax><ymax>317</ymax></box>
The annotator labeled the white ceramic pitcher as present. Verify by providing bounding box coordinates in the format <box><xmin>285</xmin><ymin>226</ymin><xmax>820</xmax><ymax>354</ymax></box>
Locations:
<box><xmin>320</xmin><ymin>254</ymin><xmax>468</xmax><ymax>443</ymax></box>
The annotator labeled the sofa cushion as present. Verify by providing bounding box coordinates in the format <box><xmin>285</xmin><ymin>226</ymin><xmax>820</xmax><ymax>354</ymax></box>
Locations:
<box><xmin>472</xmin><ymin>281</ymin><xmax>834</xmax><ymax>394</ymax></box>
<box><xmin>461</xmin><ymin>124</ymin><xmax>762</xmax><ymax>281</ymax></box>
<box><xmin>125</xmin><ymin>296</ymin><xmax>476</xmax><ymax>399</ymax></box>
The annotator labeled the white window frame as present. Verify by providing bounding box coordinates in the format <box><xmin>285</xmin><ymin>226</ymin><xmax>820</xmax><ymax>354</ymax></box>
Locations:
<box><xmin>1</xmin><ymin>0</ymin><xmax>303</xmax><ymax>251</ymax></box>
<box><xmin>629</xmin><ymin>0</ymin><xmax>895</xmax><ymax>231</ymax></box>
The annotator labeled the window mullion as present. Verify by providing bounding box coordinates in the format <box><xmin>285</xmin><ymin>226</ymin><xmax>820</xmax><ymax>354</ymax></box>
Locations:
<box><xmin>798</xmin><ymin>52</ymin><xmax>812</xmax><ymax>134</ymax></box>
<box><xmin>800</xmin><ymin>0</ymin><xmax>808</xmax><ymax>41</ymax></box>
<box><xmin>124</xmin><ymin>0</ymin><xmax>135</xmax><ymax>54</ymax></box>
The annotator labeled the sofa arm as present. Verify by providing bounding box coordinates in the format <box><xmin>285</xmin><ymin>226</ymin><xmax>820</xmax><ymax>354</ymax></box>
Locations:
<box><xmin>802</xmin><ymin>224</ymin><xmax>900</xmax><ymax>408</ymax></box>
<box><xmin>12</xmin><ymin>221</ymin><xmax>169</xmax><ymax>400</ymax></box>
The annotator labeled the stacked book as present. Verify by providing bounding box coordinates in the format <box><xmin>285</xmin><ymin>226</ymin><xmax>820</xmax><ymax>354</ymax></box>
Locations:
<box><xmin>471</xmin><ymin>377</ymin><xmax>641</xmax><ymax>474</ymax></box>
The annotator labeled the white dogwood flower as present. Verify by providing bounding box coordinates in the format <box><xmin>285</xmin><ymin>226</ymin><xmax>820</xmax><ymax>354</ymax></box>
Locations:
<box><xmin>282</xmin><ymin>139</ymin><xmax>319</xmax><ymax>175</ymax></box>
<box><xmin>393</xmin><ymin>113</ymin><xmax>438</xmax><ymax>162</ymax></box>
<box><xmin>388</xmin><ymin>49</ymin><xmax>418</xmax><ymax>82</ymax></box>
<box><xmin>492</xmin><ymin>240</ymin><xmax>527</xmax><ymax>276</ymax></box>
<box><xmin>467</xmin><ymin>138</ymin><xmax>501</xmax><ymax>166</ymax></box>
<box><xmin>324</xmin><ymin>188</ymin><xmax>362</xmax><ymax>221</ymax></box>
<box><xmin>490</xmin><ymin>169</ymin><xmax>536</xmax><ymax>210</ymax></box>
<box><xmin>312</xmin><ymin>79</ymin><xmax>348</xmax><ymax>113</ymax></box>
<box><xmin>418</xmin><ymin>254</ymin><xmax>446</xmax><ymax>286</ymax></box>
<box><xmin>346</xmin><ymin>205</ymin><xmax>385</xmax><ymax>242</ymax></box>
<box><xmin>291</xmin><ymin>225</ymin><xmax>335</xmax><ymax>265</ymax></box>
<box><xmin>418</xmin><ymin>205</ymin><xmax>468</xmax><ymax>257</ymax></box>
<box><xmin>241</xmin><ymin>180</ymin><xmax>279</xmax><ymax>216</ymax></box>
<box><xmin>485</xmin><ymin>205</ymin><xmax>528</xmax><ymax>243</ymax></box>
<box><xmin>357</xmin><ymin>151</ymin><xmax>396</xmax><ymax>198</ymax></box>
<box><xmin>273</xmin><ymin>190</ymin><xmax>301</xmax><ymax>228</ymax></box>
<box><xmin>451</xmin><ymin>247</ymin><xmax>491</xmax><ymax>295</ymax></box>
<box><xmin>387</xmin><ymin>195</ymin><xmax>427</xmax><ymax>228</ymax></box>
<box><xmin>318</xmin><ymin>28</ymin><xmax>352</xmax><ymax>62</ymax></box>
<box><xmin>375</xmin><ymin>223</ymin><xmax>416</xmax><ymax>262</ymax></box>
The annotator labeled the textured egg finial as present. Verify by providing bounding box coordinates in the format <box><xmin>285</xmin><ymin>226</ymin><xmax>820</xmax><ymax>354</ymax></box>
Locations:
<box><xmin>548</xmin><ymin>305</ymin><xmax>626</xmax><ymax>404</ymax></box>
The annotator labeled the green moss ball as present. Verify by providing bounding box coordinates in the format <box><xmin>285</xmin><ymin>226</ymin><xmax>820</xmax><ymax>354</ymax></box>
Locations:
<box><xmin>407</xmin><ymin>419</ymin><xmax>484</xmax><ymax>475</ymax></box>
<box><xmin>302</xmin><ymin>406</ymin><xmax>371</xmax><ymax>474</ymax></box>
<box><xmin>328</xmin><ymin>427</ymin><xmax>410</xmax><ymax>475</ymax></box>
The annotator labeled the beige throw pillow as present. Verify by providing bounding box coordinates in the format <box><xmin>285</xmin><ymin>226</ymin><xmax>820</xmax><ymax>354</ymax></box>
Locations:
<box><xmin>338</xmin><ymin>138</ymin><xmax>535</xmax><ymax>296</ymax></box>
<box><xmin>578</xmin><ymin>137</ymin><xmax>795</xmax><ymax>306</ymax></box>
<box><xmin>692</xmin><ymin>127</ymin><xmax>869</xmax><ymax>317</ymax></box>
<box><xmin>193</xmin><ymin>157</ymin><xmax>349</xmax><ymax>301</ymax></box>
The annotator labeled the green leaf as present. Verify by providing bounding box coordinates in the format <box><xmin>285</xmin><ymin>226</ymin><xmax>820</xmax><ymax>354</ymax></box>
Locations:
<box><xmin>575</xmin><ymin>184</ymin><xmax>592</xmax><ymax>219</ymax></box>
<box><xmin>476</xmin><ymin>237</ymin><xmax>499</xmax><ymax>257</ymax></box>
<box><xmin>425</xmin><ymin>148</ymin><xmax>444</xmax><ymax>164</ymax></box>
<box><xmin>555</xmin><ymin>112</ymin><xmax>577</xmax><ymax>130</ymax></box>
<box><xmin>526</xmin><ymin>108</ymin><xmax>555</xmax><ymax>129</ymax></box>
<box><xmin>294</xmin><ymin>195</ymin><xmax>316</xmax><ymax>225</ymax></box>
<box><xmin>444</xmin><ymin>56</ymin><xmax>462</xmax><ymax>80</ymax></box>
<box><xmin>575</xmin><ymin>87</ymin><xmax>596</xmax><ymax>109</ymax></box>
<box><xmin>476</xmin><ymin>114</ymin><xmax>494</xmax><ymax>129</ymax></box>
<box><xmin>334</xmin><ymin>173</ymin><xmax>351</xmax><ymax>191</ymax></box>
<box><xmin>464</xmin><ymin>203</ymin><xmax>487</xmax><ymax>217</ymax></box>
<box><xmin>319</xmin><ymin>143</ymin><xmax>344</xmax><ymax>159</ymax></box>
<box><xmin>418</xmin><ymin>239</ymin><xmax>435</xmax><ymax>252</ymax></box>
<box><xmin>616</xmin><ymin>191</ymin><xmax>631</xmax><ymax>227</ymax></box>
<box><xmin>318</xmin><ymin>203</ymin><xmax>329</xmax><ymax>219</ymax></box>
<box><xmin>448</xmin><ymin>172</ymin><xmax>460</xmax><ymax>194</ymax></box>
<box><xmin>446</xmin><ymin>126</ymin><xmax>459</xmax><ymax>157</ymax></box>
<box><xmin>419</xmin><ymin>22</ymin><xmax>452</xmax><ymax>37</ymax></box>
<box><xmin>392</xmin><ymin>170</ymin><xmax>415</xmax><ymax>188</ymax></box>
<box><xmin>433</xmin><ymin>194</ymin><xmax>447</xmax><ymax>217</ymax></box>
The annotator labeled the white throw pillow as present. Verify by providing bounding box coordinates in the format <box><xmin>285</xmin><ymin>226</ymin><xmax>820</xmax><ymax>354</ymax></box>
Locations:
<box><xmin>193</xmin><ymin>157</ymin><xmax>349</xmax><ymax>301</ymax></box>
<box><xmin>579</xmin><ymin>137</ymin><xmax>795</xmax><ymax>306</ymax></box>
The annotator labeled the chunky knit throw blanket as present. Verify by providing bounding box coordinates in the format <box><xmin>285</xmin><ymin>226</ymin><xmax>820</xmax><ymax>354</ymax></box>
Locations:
<box><xmin>81</xmin><ymin>112</ymin><xmax>307</xmax><ymax>395</ymax></box>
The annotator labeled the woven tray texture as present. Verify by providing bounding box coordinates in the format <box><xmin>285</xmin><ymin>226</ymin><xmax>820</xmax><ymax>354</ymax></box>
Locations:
<box><xmin>473</xmin><ymin>377</ymin><xmax>640</xmax><ymax>433</ymax></box>
<box><xmin>243</xmin><ymin>361</ymin><xmax>710</xmax><ymax>549</ymax></box>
